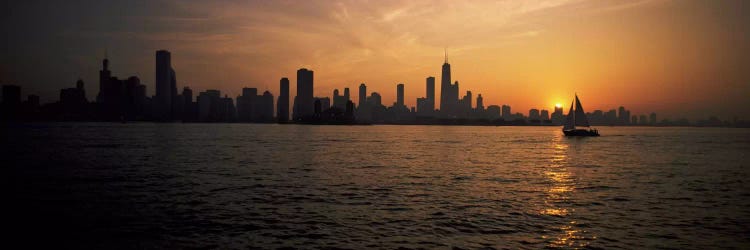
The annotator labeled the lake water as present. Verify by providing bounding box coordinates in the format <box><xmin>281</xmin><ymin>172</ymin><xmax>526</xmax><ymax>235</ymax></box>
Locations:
<box><xmin>3</xmin><ymin>123</ymin><xmax>750</xmax><ymax>249</ymax></box>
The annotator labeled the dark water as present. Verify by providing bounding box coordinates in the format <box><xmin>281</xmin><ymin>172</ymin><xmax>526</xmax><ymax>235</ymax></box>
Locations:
<box><xmin>3</xmin><ymin>123</ymin><xmax>750</xmax><ymax>249</ymax></box>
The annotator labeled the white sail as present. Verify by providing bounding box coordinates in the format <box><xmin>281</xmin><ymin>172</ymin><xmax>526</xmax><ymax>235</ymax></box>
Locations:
<box><xmin>563</xmin><ymin>101</ymin><xmax>575</xmax><ymax>130</ymax></box>
<box><xmin>574</xmin><ymin>95</ymin><xmax>590</xmax><ymax>127</ymax></box>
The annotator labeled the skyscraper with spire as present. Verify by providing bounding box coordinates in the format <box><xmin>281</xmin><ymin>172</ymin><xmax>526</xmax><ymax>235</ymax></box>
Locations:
<box><xmin>440</xmin><ymin>50</ymin><xmax>459</xmax><ymax>117</ymax></box>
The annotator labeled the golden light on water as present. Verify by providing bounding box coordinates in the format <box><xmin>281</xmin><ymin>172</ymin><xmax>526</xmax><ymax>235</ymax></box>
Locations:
<box><xmin>539</xmin><ymin>134</ymin><xmax>594</xmax><ymax>248</ymax></box>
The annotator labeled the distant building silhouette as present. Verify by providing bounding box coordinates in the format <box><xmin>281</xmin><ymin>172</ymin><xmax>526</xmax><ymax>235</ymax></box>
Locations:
<box><xmin>425</xmin><ymin>76</ymin><xmax>435</xmax><ymax>113</ymax></box>
<box><xmin>155</xmin><ymin>50</ymin><xmax>175</xmax><ymax>120</ymax></box>
<box><xmin>541</xmin><ymin>109</ymin><xmax>550</xmax><ymax>121</ymax></box>
<box><xmin>315</xmin><ymin>97</ymin><xmax>331</xmax><ymax>111</ymax></box>
<box><xmin>551</xmin><ymin>106</ymin><xmax>564</xmax><ymax>125</ymax></box>
<box><xmin>618</xmin><ymin>106</ymin><xmax>631</xmax><ymax>125</ymax></box>
<box><xmin>358</xmin><ymin>83</ymin><xmax>366</xmax><ymax>108</ymax></box>
<box><xmin>486</xmin><ymin>105</ymin><xmax>501</xmax><ymax>120</ymax></box>
<box><xmin>258</xmin><ymin>91</ymin><xmax>274</xmax><ymax>121</ymax></box>
<box><xmin>333</xmin><ymin>89</ymin><xmax>351</xmax><ymax>110</ymax></box>
<box><xmin>277</xmin><ymin>77</ymin><xmax>290</xmax><ymax>122</ymax></box>
<box><xmin>94</xmin><ymin>55</ymin><xmax>147</xmax><ymax>121</ymax></box>
<box><xmin>182</xmin><ymin>87</ymin><xmax>195</xmax><ymax>121</ymax></box>
<box><xmin>293</xmin><ymin>68</ymin><xmax>314</xmax><ymax>120</ymax></box>
<box><xmin>237</xmin><ymin>88</ymin><xmax>257</xmax><ymax>122</ymax></box>
<box><xmin>529</xmin><ymin>108</ymin><xmax>540</xmax><ymax>121</ymax></box>
<box><xmin>650</xmin><ymin>112</ymin><xmax>657</xmax><ymax>125</ymax></box>
<box><xmin>476</xmin><ymin>94</ymin><xmax>484</xmax><ymax>111</ymax></box>
<box><xmin>197</xmin><ymin>90</ymin><xmax>231</xmax><ymax>122</ymax></box>
<box><xmin>502</xmin><ymin>105</ymin><xmax>511</xmax><ymax>120</ymax></box>
<box><xmin>396</xmin><ymin>83</ymin><xmax>405</xmax><ymax>108</ymax></box>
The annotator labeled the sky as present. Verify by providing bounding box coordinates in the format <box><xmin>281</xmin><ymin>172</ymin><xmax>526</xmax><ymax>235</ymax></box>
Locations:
<box><xmin>2</xmin><ymin>0</ymin><xmax>749</xmax><ymax>120</ymax></box>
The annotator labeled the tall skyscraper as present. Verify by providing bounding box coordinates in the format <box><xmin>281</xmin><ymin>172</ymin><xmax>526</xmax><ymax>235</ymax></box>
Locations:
<box><xmin>425</xmin><ymin>77</ymin><xmax>435</xmax><ymax>112</ymax></box>
<box><xmin>97</xmin><ymin>56</ymin><xmax>111</xmax><ymax>103</ymax></box>
<box><xmin>440</xmin><ymin>52</ymin><xmax>451</xmax><ymax>114</ymax></box>
<box><xmin>358</xmin><ymin>83</ymin><xmax>366</xmax><ymax>108</ymax></box>
<box><xmin>439</xmin><ymin>51</ymin><xmax>459</xmax><ymax>117</ymax></box>
<box><xmin>294</xmin><ymin>68</ymin><xmax>314</xmax><ymax>120</ymax></box>
<box><xmin>155</xmin><ymin>50</ymin><xmax>174</xmax><ymax>120</ymax></box>
<box><xmin>277</xmin><ymin>77</ymin><xmax>290</xmax><ymax>122</ymax></box>
<box><xmin>396</xmin><ymin>83</ymin><xmax>405</xmax><ymax>107</ymax></box>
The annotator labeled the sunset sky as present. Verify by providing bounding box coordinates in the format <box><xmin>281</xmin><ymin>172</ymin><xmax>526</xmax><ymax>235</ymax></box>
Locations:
<box><xmin>2</xmin><ymin>0</ymin><xmax>749</xmax><ymax>119</ymax></box>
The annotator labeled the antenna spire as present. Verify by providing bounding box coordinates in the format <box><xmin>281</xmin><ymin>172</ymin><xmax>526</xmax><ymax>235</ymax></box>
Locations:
<box><xmin>444</xmin><ymin>48</ymin><xmax>448</xmax><ymax>64</ymax></box>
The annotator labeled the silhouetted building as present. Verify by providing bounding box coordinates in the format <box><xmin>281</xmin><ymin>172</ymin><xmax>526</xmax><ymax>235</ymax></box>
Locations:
<box><xmin>541</xmin><ymin>109</ymin><xmax>550</xmax><ymax>121</ymax></box>
<box><xmin>618</xmin><ymin>106</ymin><xmax>630</xmax><ymax>125</ymax></box>
<box><xmin>529</xmin><ymin>109</ymin><xmax>540</xmax><ymax>121</ymax></box>
<box><xmin>237</xmin><ymin>88</ymin><xmax>257</xmax><ymax>122</ymax></box>
<box><xmin>93</xmin><ymin>56</ymin><xmax>146</xmax><ymax>121</ymax></box>
<box><xmin>344</xmin><ymin>88</ymin><xmax>350</xmax><ymax>105</ymax></box>
<box><xmin>294</xmin><ymin>68</ymin><xmax>314</xmax><ymax>120</ymax></box>
<box><xmin>97</xmin><ymin>56</ymin><xmax>111</xmax><ymax>103</ymax></box>
<box><xmin>416</xmin><ymin>97</ymin><xmax>428</xmax><ymax>114</ymax></box>
<box><xmin>197</xmin><ymin>90</ymin><xmax>221</xmax><ymax>122</ymax></box>
<box><xmin>155</xmin><ymin>50</ymin><xmax>175</xmax><ymax>120</ymax></box>
<box><xmin>315</xmin><ymin>97</ymin><xmax>331</xmax><ymax>111</ymax></box>
<box><xmin>426</xmin><ymin>77</ymin><xmax>435</xmax><ymax>113</ymax></box>
<box><xmin>486</xmin><ymin>105</ymin><xmax>501</xmax><ymax>120</ymax></box>
<box><xmin>277</xmin><ymin>77</ymin><xmax>290</xmax><ymax>122</ymax></box>
<box><xmin>502</xmin><ymin>105</ymin><xmax>511</xmax><ymax>120</ymax></box>
<box><xmin>182</xmin><ymin>87</ymin><xmax>195</xmax><ymax>121</ymax></box>
<box><xmin>458</xmin><ymin>90</ymin><xmax>472</xmax><ymax>117</ymax></box>
<box><xmin>60</xmin><ymin>80</ymin><xmax>87</xmax><ymax>106</ymax></box>
<box><xmin>649</xmin><ymin>113</ymin><xmax>657</xmax><ymax>125</ymax></box>
<box><xmin>396</xmin><ymin>83</ymin><xmax>405</xmax><ymax>108</ymax></box>
<box><xmin>333</xmin><ymin>89</ymin><xmax>349</xmax><ymax>110</ymax></box>
<box><xmin>476</xmin><ymin>94</ymin><xmax>484</xmax><ymax>111</ymax></box>
<box><xmin>551</xmin><ymin>106</ymin><xmax>564</xmax><ymax>125</ymax></box>
<box><xmin>368</xmin><ymin>92</ymin><xmax>382</xmax><ymax>107</ymax></box>
<box><xmin>440</xmin><ymin>52</ymin><xmax>459</xmax><ymax>117</ymax></box>
<box><xmin>258</xmin><ymin>91</ymin><xmax>274</xmax><ymax>121</ymax></box>
<box><xmin>358</xmin><ymin>83</ymin><xmax>366</xmax><ymax>108</ymax></box>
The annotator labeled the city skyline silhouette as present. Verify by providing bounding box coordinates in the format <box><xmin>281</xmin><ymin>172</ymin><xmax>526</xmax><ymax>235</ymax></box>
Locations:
<box><xmin>4</xmin><ymin>49</ymin><xmax>736</xmax><ymax>127</ymax></box>
<box><xmin>2</xmin><ymin>1</ymin><xmax>749</xmax><ymax>120</ymax></box>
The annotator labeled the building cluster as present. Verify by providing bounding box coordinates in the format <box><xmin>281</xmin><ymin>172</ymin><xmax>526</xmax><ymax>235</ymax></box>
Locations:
<box><xmin>2</xmin><ymin>49</ymin><xmax>746</xmax><ymax>127</ymax></box>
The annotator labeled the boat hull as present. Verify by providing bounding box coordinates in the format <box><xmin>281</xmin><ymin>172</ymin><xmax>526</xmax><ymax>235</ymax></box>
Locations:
<box><xmin>563</xmin><ymin>129</ymin><xmax>600</xmax><ymax>136</ymax></box>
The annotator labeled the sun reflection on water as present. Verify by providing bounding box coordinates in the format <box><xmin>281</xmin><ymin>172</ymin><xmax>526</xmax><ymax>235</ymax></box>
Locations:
<box><xmin>539</xmin><ymin>133</ymin><xmax>595</xmax><ymax>248</ymax></box>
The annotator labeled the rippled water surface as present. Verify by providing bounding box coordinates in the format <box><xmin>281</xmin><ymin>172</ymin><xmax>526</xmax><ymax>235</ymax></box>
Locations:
<box><xmin>4</xmin><ymin>123</ymin><xmax>750</xmax><ymax>249</ymax></box>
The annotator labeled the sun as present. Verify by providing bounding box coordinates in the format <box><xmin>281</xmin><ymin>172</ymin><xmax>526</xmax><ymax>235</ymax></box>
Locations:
<box><xmin>555</xmin><ymin>103</ymin><xmax>562</xmax><ymax>108</ymax></box>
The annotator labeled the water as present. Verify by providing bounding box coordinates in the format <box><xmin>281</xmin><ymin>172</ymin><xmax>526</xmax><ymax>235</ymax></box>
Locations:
<box><xmin>3</xmin><ymin>123</ymin><xmax>750</xmax><ymax>249</ymax></box>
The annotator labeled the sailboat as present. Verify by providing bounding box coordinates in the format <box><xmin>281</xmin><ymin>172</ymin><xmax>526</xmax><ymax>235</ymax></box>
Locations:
<box><xmin>563</xmin><ymin>94</ymin><xmax>600</xmax><ymax>136</ymax></box>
